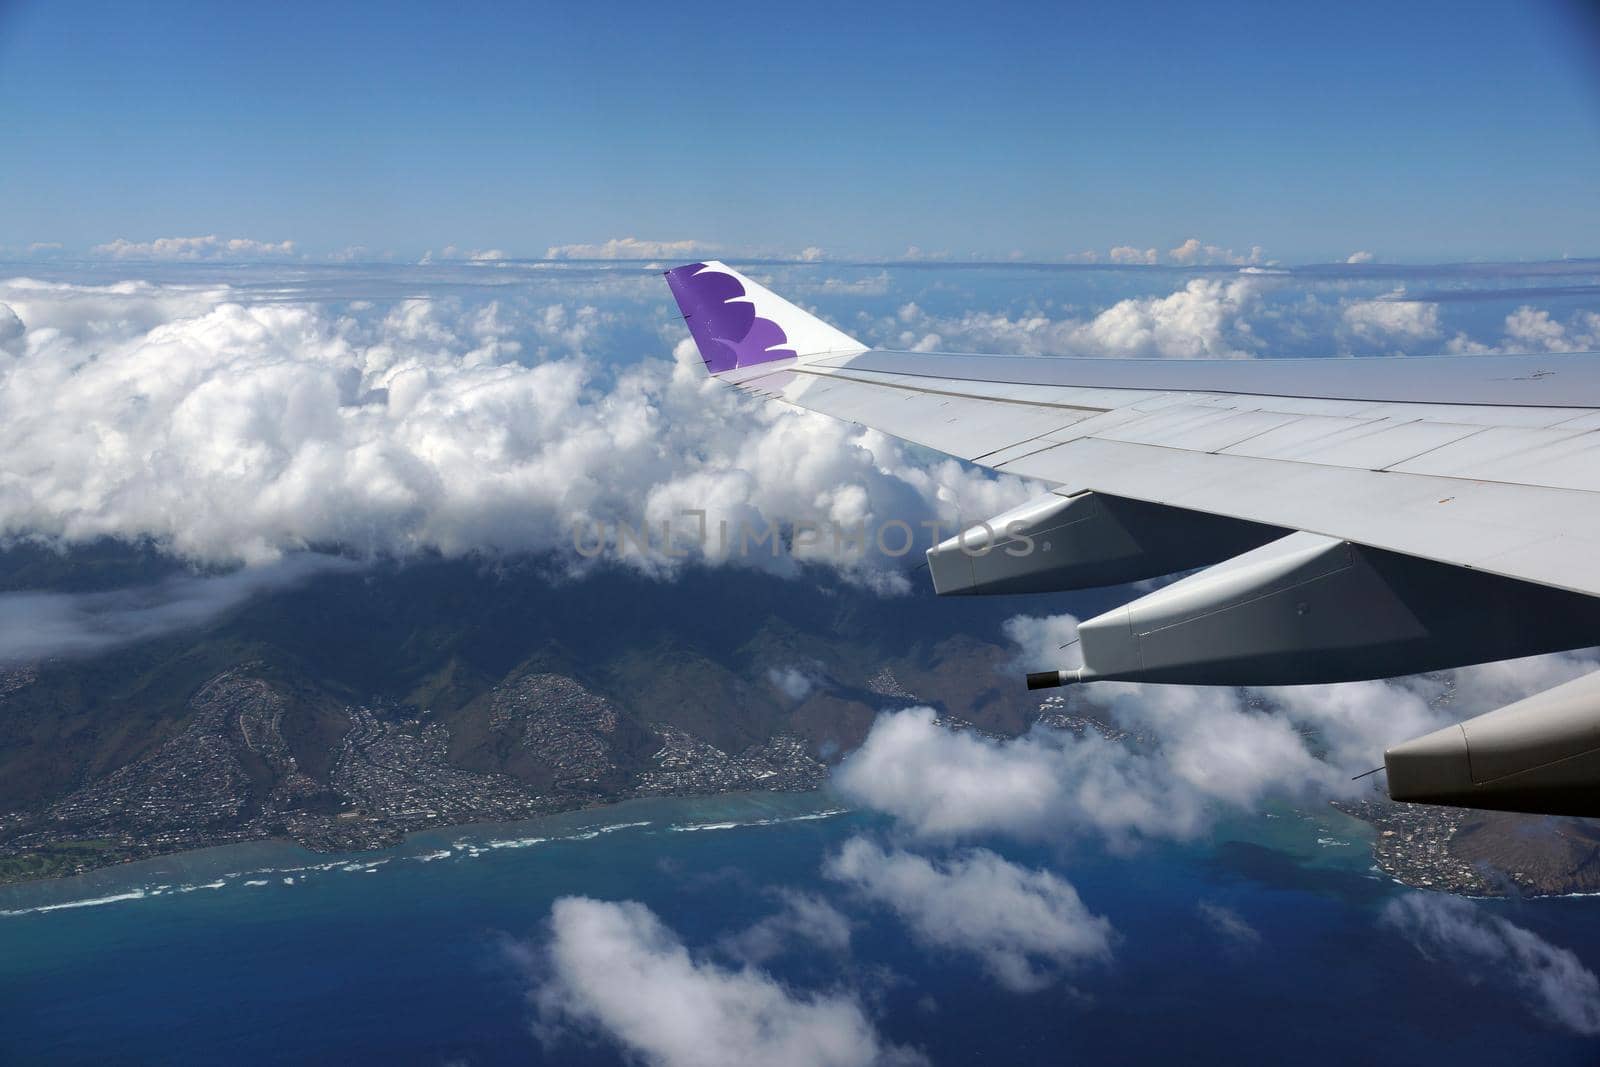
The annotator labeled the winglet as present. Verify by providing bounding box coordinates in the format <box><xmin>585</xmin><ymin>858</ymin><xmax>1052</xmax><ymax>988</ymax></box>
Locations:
<box><xmin>664</xmin><ymin>261</ymin><xmax>866</xmax><ymax>375</ymax></box>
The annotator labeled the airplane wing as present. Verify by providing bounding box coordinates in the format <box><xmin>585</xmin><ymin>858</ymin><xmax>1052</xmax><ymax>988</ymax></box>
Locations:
<box><xmin>666</xmin><ymin>260</ymin><xmax>1600</xmax><ymax>817</ymax></box>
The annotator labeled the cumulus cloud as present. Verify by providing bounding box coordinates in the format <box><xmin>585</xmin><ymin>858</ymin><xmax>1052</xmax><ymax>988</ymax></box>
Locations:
<box><xmin>1108</xmin><ymin>245</ymin><xmax>1158</xmax><ymax>266</ymax></box>
<box><xmin>0</xmin><ymin>554</ymin><xmax>353</xmax><ymax>666</ymax></box>
<box><xmin>1168</xmin><ymin>239</ymin><xmax>1205</xmax><ymax>266</ymax></box>
<box><xmin>1444</xmin><ymin>305</ymin><xmax>1600</xmax><ymax>356</ymax></box>
<box><xmin>890</xmin><ymin>276</ymin><xmax>1271</xmax><ymax>359</ymax></box>
<box><xmin>1342</xmin><ymin>296</ymin><xmax>1441</xmax><ymax>342</ymax></box>
<box><xmin>0</xmin><ymin>277</ymin><xmax>1037</xmax><ymax>588</ymax></box>
<box><xmin>833</xmin><ymin>697</ymin><xmax>1331</xmax><ymax>846</ymax></box>
<box><xmin>526</xmin><ymin>896</ymin><xmax>922</xmax><ymax>1067</ymax></box>
<box><xmin>824</xmin><ymin>837</ymin><xmax>1113</xmax><ymax>992</ymax></box>
<box><xmin>91</xmin><ymin>236</ymin><xmax>297</xmax><ymax>260</ymax></box>
<box><xmin>1504</xmin><ymin>306</ymin><xmax>1600</xmax><ymax>352</ymax></box>
<box><xmin>1382</xmin><ymin>893</ymin><xmax>1600</xmax><ymax>1036</ymax></box>
<box><xmin>1075</xmin><ymin>277</ymin><xmax>1267</xmax><ymax>356</ymax></box>
<box><xmin>1166</xmin><ymin>238</ymin><xmax>1265</xmax><ymax>267</ymax></box>
<box><xmin>838</xmin><ymin>612</ymin><xmax>1599</xmax><ymax>847</ymax></box>
<box><xmin>545</xmin><ymin>237</ymin><xmax>717</xmax><ymax>260</ymax></box>
<box><xmin>1346</xmin><ymin>251</ymin><xmax>1375</xmax><ymax>264</ymax></box>
<box><xmin>835</xmin><ymin>707</ymin><xmax>1075</xmax><ymax>839</ymax></box>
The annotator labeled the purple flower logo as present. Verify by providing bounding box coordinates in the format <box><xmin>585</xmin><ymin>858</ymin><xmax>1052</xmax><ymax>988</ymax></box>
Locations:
<box><xmin>665</xmin><ymin>263</ymin><xmax>797</xmax><ymax>373</ymax></box>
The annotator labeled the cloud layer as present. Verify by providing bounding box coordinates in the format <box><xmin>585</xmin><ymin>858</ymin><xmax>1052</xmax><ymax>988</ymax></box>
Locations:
<box><xmin>0</xmin><ymin>277</ymin><xmax>1036</xmax><ymax>588</ymax></box>
<box><xmin>2</xmin><ymin>264</ymin><xmax>1594</xmax><ymax>591</ymax></box>
<box><xmin>91</xmin><ymin>236</ymin><xmax>297</xmax><ymax>260</ymax></box>
<box><xmin>544</xmin><ymin>237</ymin><xmax>718</xmax><ymax>260</ymax></box>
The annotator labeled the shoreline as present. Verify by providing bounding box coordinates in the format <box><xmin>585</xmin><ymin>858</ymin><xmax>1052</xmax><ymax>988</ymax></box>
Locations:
<box><xmin>0</xmin><ymin>788</ymin><xmax>850</xmax><ymax>913</ymax></box>
<box><xmin>12</xmin><ymin>776</ymin><xmax>1600</xmax><ymax>904</ymax></box>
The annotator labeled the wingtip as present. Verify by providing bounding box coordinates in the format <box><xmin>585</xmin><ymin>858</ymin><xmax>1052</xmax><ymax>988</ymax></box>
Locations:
<box><xmin>663</xmin><ymin>260</ymin><xmax>865</xmax><ymax>377</ymax></box>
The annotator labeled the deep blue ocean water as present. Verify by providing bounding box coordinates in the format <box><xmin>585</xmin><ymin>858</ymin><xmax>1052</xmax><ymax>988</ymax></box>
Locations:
<box><xmin>2</xmin><ymin>792</ymin><xmax>1599</xmax><ymax>1065</ymax></box>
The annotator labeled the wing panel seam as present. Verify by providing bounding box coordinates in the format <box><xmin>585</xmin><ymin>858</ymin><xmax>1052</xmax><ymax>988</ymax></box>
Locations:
<box><xmin>791</xmin><ymin>368</ymin><xmax>1112</xmax><ymax>414</ymax></box>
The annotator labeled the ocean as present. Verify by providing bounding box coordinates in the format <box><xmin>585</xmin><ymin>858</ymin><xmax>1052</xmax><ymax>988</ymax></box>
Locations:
<box><xmin>3</xmin><ymin>792</ymin><xmax>1599</xmax><ymax>1065</ymax></box>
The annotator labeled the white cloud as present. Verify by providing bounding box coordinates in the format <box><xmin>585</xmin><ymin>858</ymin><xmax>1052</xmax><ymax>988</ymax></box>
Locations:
<box><xmin>838</xmin><ymin>612</ymin><xmax>1599</xmax><ymax>848</ymax></box>
<box><xmin>1342</xmin><ymin>296</ymin><xmax>1441</xmax><ymax>342</ymax></box>
<box><xmin>999</xmin><ymin>611</ymin><xmax>1077</xmax><ymax>671</ymax></box>
<box><xmin>1444</xmin><ymin>305</ymin><xmax>1600</xmax><ymax>356</ymax></box>
<box><xmin>1195</xmin><ymin>901</ymin><xmax>1261</xmax><ymax>949</ymax></box>
<box><xmin>830</xmin><ymin>699</ymin><xmax>1306</xmax><ymax>846</ymax></box>
<box><xmin>425</xmin><ymin>245</ymin><xmax>514</xmax><ymax>262</ymax></box>
<box><xmin>0</xmin><ymin>555</ymin><xmax>354</xmax><ymax>666</ymax></box>
<box><xmin>5</xmin><ymin>269</ymin><xmax>1580</xmax><ymax>598</ymax></box>
<box><xmin>327</xmin><ymin>245</ymin><xmax>377</xmax><ymax>263</ymax></box>
<box><xmin>1048</xmin><ymin>608</ymin><xmax>1596</xmax><ymax>776</ymax></box>
<box><xmin>1383</xmin><ymin>892</ymin><xmax>1600</xmax><ymax>1036</ymax></box>
<box><xmin>824</xmin><ymin>837</ymin><xmax>1113</xmax><ymax>992</ymax></box>
<box><xmin>799</xmin><ymin>246</ymin><xmax>827</xmax><ymax>262</ymax></box>
<box><xmin>1346</xmin><ymin>251</ymin><xmax>1375</xmax><ymax>264</ymax></box>
<box><xmin>1166</xmin><ymin>239</ymin><xmax>1264</xmax><ymax>267</ymax></box>
<box><xmin>832</xmin><ymin>706</ymin><xmax>1215</xmax><ymax>845</ymax></box>
<box><xmin>1074</xmin><ymin>277</ymin><xmax>1266</xmax><ymax>357</ymax></box>
<box><xmin>768</xmin><ymin>666</ymin><xmax>817</xmax><ymax>702</ymax></box>
<box><xmin>91</xmin><ymin>235</ymin><xmax>297</xmax><ymax>260</ymax></box>
<box><xmin>1504</xmin><ymin>306</ymin><xmax>1600</xmax><ymax>353</ymax></box>
<box><xmin>1506</xmin><ymin>306</ymin><xmax>1570</xmax><ymax>349</ymax></box>
<box><xmin>1168</xmin><ymin>238</ymin><xmax>1204</xmax><ymax>265</ymax></box>
<box><xmin>0</xmin><ymin>277</ymin><xmax>1039</xmax><ymax>586</ymax></box>
<box><xmin>1090</xmin><ymin>682</ymin><xmax>1337</xmax><ymax>811</ymax></box>
<box><xmin>527</xmin><ymin>896</ymin><xmax>922</xmax><ymax>1067</ymax></box>
<box><xmin>545</xmin><ymin>237</ymin><xmax>717</xmax><ymax>260</ymax></box>
<box><xmin>721</xmin><ymin>891</ymin><xmax>853</xmax><ymax>965</ymax></box>
<box><xmin>1108</xmin><ymin>245</ymin><xmax>1158</xmax><ymax>266</ymax></box>
<box><xmin>890</xmin><ymin>276</ymin><xmax>1271</xmax><ymax>359</ymax></box>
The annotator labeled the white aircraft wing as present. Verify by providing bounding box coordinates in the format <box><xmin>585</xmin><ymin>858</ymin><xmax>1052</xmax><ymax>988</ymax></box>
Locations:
<box><xmin>666</xmin><ymin>260</ymin><xmax>1600</xmax><ymax>816</ymax></box>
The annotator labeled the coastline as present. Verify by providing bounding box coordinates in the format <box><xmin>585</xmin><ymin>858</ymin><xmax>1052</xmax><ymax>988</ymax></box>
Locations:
<box><xmin>0</xmin><ymin>788</ymin><xmax>852</xmax><ymax>915</ymax></box>
<box><xmin>12</xmin><ymin>776</ymin><xmax>1600</xmax><ymax>907</ymax></box>
<box><xmin>1334</xmin><ymin>795</ymin><xmax>1600</xmax><ymax>899</ymax></box>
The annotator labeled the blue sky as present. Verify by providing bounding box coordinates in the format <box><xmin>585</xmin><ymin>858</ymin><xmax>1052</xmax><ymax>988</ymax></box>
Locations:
<box><xmin>2</xmin><ymin>0</ymin><xmax>1599</xmax><ymax>262</ymax></box>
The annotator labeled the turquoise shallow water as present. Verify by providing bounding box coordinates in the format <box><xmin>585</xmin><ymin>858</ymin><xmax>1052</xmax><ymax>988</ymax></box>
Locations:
<box><xmin>2</xmin><ymin>791</ymin><xmax>1599</xmax><ymax>1065</ymax></box>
